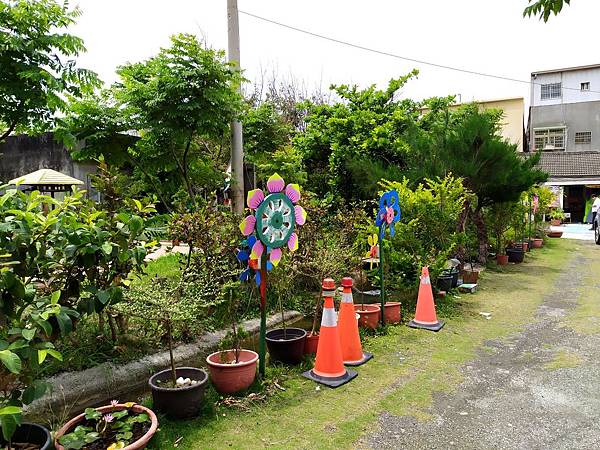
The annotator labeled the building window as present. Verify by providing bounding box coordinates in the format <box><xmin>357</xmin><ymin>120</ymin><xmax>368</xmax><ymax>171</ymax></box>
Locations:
<box><xmin>581</xmin><ymin>82</ymin><xmax>590</xmax><ymax>91</ymax></box>
<box><xmin>541</xmin><ymin>82</ymin><xmax>562</xmax><ymax>100</ymax></box>
<box><xmin>575</xmin><ymin>131</ymin><xmax>592</xmax><ymax>145</ymax></box>
<box><xmin>534</xmin><ymin>128</ymin><xmax>566</xmax><ymax>150</ymax></box>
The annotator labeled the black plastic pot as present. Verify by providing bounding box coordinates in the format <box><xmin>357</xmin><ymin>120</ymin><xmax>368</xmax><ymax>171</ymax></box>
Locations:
<box><xmin>506</xmin><ymin>247</ymin><xmax>525</xmax><ymax>263</ymax></box>
<box><xmin>437</xmin><ymin>275</ymin><xmax>453</xmax><ymax>292</ymax></box>
<box><xmin>450</xmin><ymin>268</ymin><xmax>459</xmax><ymax>288</ymax></box>
<box><xmin>265</xmin><ymin>327</ymin><xmax>307</xmax><ymax>365</ymax></box>
<box><xmin>0</xmin><ymin>422</ymin><xmax>52</xmax><ymax>449</ymax></box>
<box><xmin>149</xmin><ymin>367</ymin><xmax>209</xmax><ymax>419</ymax></box>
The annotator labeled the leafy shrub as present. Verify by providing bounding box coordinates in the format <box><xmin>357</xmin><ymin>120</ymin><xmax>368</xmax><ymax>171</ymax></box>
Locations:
<box><xmin>379</xmin><ymin>176</ymin><xmax>468</xmax><ymax>288</ymax></box>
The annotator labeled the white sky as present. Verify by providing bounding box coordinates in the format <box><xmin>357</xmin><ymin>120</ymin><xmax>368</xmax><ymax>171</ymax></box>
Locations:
<box><xmin>71</xmin><ymin>0</ymin><xmax>600</xmax><ymax>107</ymax></box>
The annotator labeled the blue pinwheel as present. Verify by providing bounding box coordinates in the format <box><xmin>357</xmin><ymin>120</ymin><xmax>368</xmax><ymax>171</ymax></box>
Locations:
<box><xmin>236</xmin><ymin>236</ymin><xmax>273</xmax><ymax>286</ymax></box>
<box><xmin>375</xmin><ymin>190</ymin><xmax>401</xmax><ymax>240</ymax></box>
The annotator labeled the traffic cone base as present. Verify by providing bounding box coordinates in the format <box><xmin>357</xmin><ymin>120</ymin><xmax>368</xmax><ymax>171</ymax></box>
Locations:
<box><xmin>344</xmin><ymin>351</ymin><xmax>373</xmax><ymax>367</ymax></box>
<box><xmin>302</xmin><ymin>368</ymin><xmax>358</xmax><ymax>388</ymax></box>
<box><xmin>408</xmin><ymin>319</ymin><xmax>444</xmax><ymax>332</ymax></box>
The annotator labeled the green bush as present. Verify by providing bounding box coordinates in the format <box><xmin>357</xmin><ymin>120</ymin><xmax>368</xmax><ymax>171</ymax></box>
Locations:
<box><xmin>379</xmin><ymin>176</ymin><xmax>468</xmax><ymax>289</ymax></box>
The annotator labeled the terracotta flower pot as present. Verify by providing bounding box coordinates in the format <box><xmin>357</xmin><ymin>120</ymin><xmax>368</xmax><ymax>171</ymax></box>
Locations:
<box><xmin>547</xmin><ymin>230</ymin><xmax>563</xmax><ymax>238</ymax></box>
<box><xmin>532</xmin><ymin>238</ymin><xmax>543</xmax><ymax>248</ymax></box>
<box><xmin>354</xmin><ymin>304</ymin><xmax>381</xmax><ymax>329</ymax></box>
<box><xmin>383</xmin><ymin>302</ymin><xmax>402</xmax><ymax>324</ymax></box>
<box><xmin>148</xmin><ymin>367</ymin><xmax>209</xmax><ymax>419</ymax></box>
<box><xmin>55</xmin><ymin>404</ymin><xmax>158</xmax><ymax>450</ymax></box>
<box><xmin>550</xmin><ymin>219</ymin><xmax>561</xmax><ymax>226</ymax></box>
<box><xmin>520</xmin><ymin>242</ymin><xmax>529</xmax><ymax>252</ymax></box>
<box><xmin>496</xmin><ymin>254</ymin><xmax>509</xmax><ymax>265</ymax></box>
<box><xmin>304</xmin><ymin>331</ymin><xmax>319</xmax><ymax>355</ymax></box>
<box><xmin>206</xmin><ymin>349</ymin><xmax>258</xmax><ymax>394</ymax></box>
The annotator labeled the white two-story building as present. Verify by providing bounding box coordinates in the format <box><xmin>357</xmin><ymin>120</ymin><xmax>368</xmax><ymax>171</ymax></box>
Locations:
<box><xmin>528</xmin><ymin>64</ymin><xmax>600</xmax><ymax>221</ymax></box>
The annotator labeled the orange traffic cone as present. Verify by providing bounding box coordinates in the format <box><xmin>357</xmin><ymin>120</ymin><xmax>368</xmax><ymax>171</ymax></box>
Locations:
<box><xmin>338</xmin><ymin>277</ymin><xmax>373</xmax><ymax>366</ymax></box>
<box><xmin>408</xmin><ymin>266</ymin><xmax>444</xmax><ymax>332</ymax></box>
<box><xmin>303</xmin><ymin>278</ymin><xmax>358</xmax><ymax>388</ymax></box>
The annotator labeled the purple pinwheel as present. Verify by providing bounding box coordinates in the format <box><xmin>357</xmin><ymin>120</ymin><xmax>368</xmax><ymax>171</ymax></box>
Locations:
<box><xmin>375</xmin><ymin>190</ymin><xmax>401</xmax><ymax>240</ymax></box>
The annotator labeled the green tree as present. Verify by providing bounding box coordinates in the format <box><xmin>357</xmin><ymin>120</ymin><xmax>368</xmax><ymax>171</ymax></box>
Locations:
<box><xmin>58</xmin><ymin>33</ymin><xmax>243</xmax><ymax>209</ymax></box>
<box><xmin>524</xmin><ymin>0</ymin><xmax>571</xmax><ymax>21</ymax></box>
<box><xmin>412</xmin><ymin>103</ymin><xmax>547</xmax><ymax>262</ymax></box>
<box><xmin>0</xmin><ymin>0</ymin><xmax>98</xmax><ymax>141</ymax></box>
<box><xmin>294</xmin><ymin>72</ymin><xmax>420</xmax><ymax>202</ymax></box>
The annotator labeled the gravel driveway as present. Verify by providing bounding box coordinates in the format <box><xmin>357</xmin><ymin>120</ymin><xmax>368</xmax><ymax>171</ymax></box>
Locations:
<box><xmin>366</xmin><ymin>241</ymin><xmax>600</xmax><ymax>450</ymax></box>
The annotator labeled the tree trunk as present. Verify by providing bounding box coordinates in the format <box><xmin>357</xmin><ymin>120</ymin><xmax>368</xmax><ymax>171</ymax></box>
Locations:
<box><xmin>455</xmin><ymin>198</ymin><xmax>471</xmax><ymax>261</ymax></box>
<box><xmin>470</xmin><ymin>206</ymin><xmax>488</xmax><ymax>264</ymax></box>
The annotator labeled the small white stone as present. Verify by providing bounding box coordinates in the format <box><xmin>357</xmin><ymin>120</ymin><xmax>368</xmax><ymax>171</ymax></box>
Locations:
<box><xmin>184</xmin><ymin>378</ymin><xmax>191</xmax><ymax>384</ymax></box>
<box><xmin>191</xmin><ymin>380</ymin><xmax>197</xmax><ymax>385</ymax></box>
<box><xmin>176</xmin><ymin>377</ymin><xmax>185</xmax><ymax>386</ymax></box>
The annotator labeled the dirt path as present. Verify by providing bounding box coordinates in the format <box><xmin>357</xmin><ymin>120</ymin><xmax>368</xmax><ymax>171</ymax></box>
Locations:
<box><xmin>367</xmin><ymin>241</ymin><xmax>600</xmax><ymax>449</ymax></box>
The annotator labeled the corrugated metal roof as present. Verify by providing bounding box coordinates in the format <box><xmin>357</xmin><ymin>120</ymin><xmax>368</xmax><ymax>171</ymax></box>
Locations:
<box><xmin>9</xmin><ymin>169</ymin><xmax>84</xmax><ymax>186</ymax></box>
<box><xmin>528</xmin><ymin>151</ymin><xmax>600</xmax><ymax>179</ymax></box>
<box><xmin>531</xmin><ymin>63</ymin><xmax>600</xmax><ymax>76</ymax></box>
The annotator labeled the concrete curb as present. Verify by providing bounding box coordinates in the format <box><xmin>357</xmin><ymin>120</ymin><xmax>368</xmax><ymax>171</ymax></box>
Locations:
<box><xmin>26</xmin><ymin>310</ymin><xmax>302</xmax><ymax>421</ymax></box>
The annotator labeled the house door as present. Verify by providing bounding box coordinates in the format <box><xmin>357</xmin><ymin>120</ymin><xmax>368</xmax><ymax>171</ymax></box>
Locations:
<box><xmin>564</xmin><ymin>185</ymin><xmax>585</xmax><ymax>222</ymax></box>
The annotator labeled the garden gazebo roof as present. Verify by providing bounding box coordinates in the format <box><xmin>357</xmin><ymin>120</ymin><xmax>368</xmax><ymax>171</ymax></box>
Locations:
<box><xmin>8</xmin><ymin>168</ymin><xmax>84</xmax><ymax>193</ymax></box>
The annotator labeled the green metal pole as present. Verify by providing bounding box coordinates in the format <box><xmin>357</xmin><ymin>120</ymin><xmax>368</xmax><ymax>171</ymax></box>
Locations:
<box><xmin>379</xmin><ymin>229</ymin><xmax>386</xmax><ymax>326</ymax></box>
<box><xmin>259</xmin><ymin>255</ymin><xmax>267</xmax><ymax>377</ymax></box>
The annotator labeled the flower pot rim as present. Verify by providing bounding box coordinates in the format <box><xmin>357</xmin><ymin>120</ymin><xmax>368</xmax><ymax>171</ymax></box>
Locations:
<box><xmin>206</xmin><ymin>349</ymin><xmax>258</xmax><ymax>369</ymax></box>
<box><xmin>355</xmin><ymin>304</ymin><xmax>381</xmax><ymax>312</ymax></box>
<box><xmin>265</xmin><ymin>327</ymin><xmax>307</xmax><ymax>343</ymax></box>
<box><xmin>55</xmin><ymin>404</ymin><xmax>158</xmax><ymax>450</ymax></box>
<box><xmin>148</xmin><ymin>367</ymin><xmax>208</xmax><ymax>393</ymax></box>
<box><xmin>0</xmin><ymin>422</ymin><xmax>51</xmax><ymax>449</ymax></box>
<box><xmin>384</xmin><ymin>301</ymin><xmax>402</xmax><ymax>306</ymax></box>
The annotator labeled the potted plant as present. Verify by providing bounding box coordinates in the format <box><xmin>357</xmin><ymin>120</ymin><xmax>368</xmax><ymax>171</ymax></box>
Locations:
<box><xmin>487</xmin><ymin>202</ymin><xmax>516</xmax><ymax>266</ymax></box>
<box><xmin>549</xmin><ymin>208</ymin><xmax>565</xmax><ymax>226</ymax></box>
<box><xmin>354</xmin><ymin>285</ymin><xmax>382</xmax><ymax>329</ymax></box>
<box><xmin>146</xmin><ymin>279</ymin><xmax>209</xmax><ymax>419</ymax></box>
<box><xmin>55</xmin><ymin>402</ymin><xmax>158</xmax><ymax>450</ymax></box>
<box><xmin>206</xmin><ymin>282</ymin><xmax>258</xmax><ymax>394</ymax></box>
<box><xmin>265</xmin><ymin>254</ymin><xmax>306</xmax><ymax>366</ymax></box>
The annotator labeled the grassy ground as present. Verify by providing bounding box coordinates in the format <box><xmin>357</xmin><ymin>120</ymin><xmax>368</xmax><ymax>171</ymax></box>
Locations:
<box><xmin>146</xmin><ymin>239</ymin><xmax>575</xmax><ymax>450</ymax></box>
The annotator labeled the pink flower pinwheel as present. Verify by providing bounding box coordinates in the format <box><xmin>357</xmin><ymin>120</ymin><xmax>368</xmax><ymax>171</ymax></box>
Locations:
<box><xmin>239</xmin><ymin>173</ymin><xmax>307</xmax><ymax>268</ymax></box>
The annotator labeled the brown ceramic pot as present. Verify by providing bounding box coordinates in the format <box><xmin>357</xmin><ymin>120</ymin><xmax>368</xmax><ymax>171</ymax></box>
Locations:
<box><xmin>547</xmin><ymin>231</ymin><xmax>563</xmax><ymax>238</ymax></box>
<box><xmin>383</xmin><ymin>302</ymin><xmax>402</xmax><ymax>324</ymax></box>
<box><xmin>496</xmin><ymin>254</ymin><xmax>509</xmax><ymax>265</ymax></box>
<box><xmin>304</xmin><ymin>331</ymin><xmax>319</xmax><ymax>355</ymax></box>
<box><xmin>532</xmin><ymin>238</ymin><xmax>543</xmax><ymax>248</ymax></box>
<box><xmin>55</xmin><ymin>404</ymin><xmax>158</xmax><ymax>450</ymax></box>
<box><xmin>206</xmin><ymin>349</ymin><xmax>258</xmax><ymax>394</ymax></box>
<box><xmin>354</xmin><ymin>304</ymin><xmax>381</xmax><ymax>329</ymax></box>
<box><xmin>550</xmin><ymin>219</ymin><xmax>561</xmax><ymax>226</ymax></box>
<box><xmin>461</xmin><ymin>270</ymin><xmax>479</xmax><ymax>284</ymax></box>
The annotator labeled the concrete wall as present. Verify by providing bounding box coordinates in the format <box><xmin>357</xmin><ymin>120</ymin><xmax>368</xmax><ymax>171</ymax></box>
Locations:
<box><xmin>530</xmin><ymin>101</ymin><xmax>600</xmax><ymax>151</ymax></box>
<box><xmin>531</xmin><ymin>68</ymin><xmax>600</xmax><ymax>106</ymax></box>
<box><xmin>0</xmin><ymin>133</ymin><xmax>97</xmax><ymax>193</ymax></box>
<box><xmin>476</xmin><ymin>98</ymin><xmax>524</xmax><ymax>152</ymax></box>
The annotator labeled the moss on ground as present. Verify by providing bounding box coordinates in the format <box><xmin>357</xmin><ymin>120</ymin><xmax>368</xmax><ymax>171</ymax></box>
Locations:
<box><xmin>561</xmin><ymin>244</ymin><xmax>600</xmax><ymax>335</ymax></box>
<box><xmin>543</xmin><ymin>349</ymin><xmax>584</xmax><ymax>370</ymax></box>
<box><xmin>147</xmin><ymin>239</ymin><xmax>575</xmax><ymax>450</ymax></box>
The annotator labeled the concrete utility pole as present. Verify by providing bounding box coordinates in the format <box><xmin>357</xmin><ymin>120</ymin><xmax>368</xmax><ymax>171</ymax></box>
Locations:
<box><xmin>227</xmin><ymin>0</ymin><xmax>244</xmax><ymax>215</ymax></box>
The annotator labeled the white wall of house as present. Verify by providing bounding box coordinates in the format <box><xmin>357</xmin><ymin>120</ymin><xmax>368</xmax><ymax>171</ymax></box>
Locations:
<box><xmin>531</xmin><ymin>67</ymin><xmax>600</xmax><ymax>107</ymax></box>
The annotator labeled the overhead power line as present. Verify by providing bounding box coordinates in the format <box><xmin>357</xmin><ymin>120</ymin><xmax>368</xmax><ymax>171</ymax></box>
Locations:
<box><xmin>239</xmin><ymin>9</ymin><xmax>600</xmax><ymax>95</ymax></box>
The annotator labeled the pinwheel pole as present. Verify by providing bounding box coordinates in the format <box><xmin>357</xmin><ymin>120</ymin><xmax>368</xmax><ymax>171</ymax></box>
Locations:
<box><xmin>378</xmin><ymin>226</ymin><xmax>386</xmax><ymax>325</ymax></box>
<box><xmin>258</xmin><ymin>256</ymin><xmax>268</xmax><ymax>376</ymax></box>
<box><xmin>239</xmin><ymin>173</ymin><xmax>306</xmax><ymax>378</ymax></box>
<box><xmin>375</xmin><ymin>190</ymin><xmax>401</xmax><ymax>326</ymax></box>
